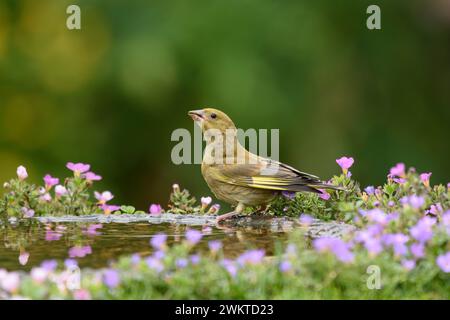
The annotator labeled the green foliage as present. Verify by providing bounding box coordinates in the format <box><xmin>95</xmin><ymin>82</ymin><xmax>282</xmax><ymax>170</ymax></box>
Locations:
<box><xmin>0</xmin><ymin>175</ymin><xmax>102</xmax><ymax>217</ymax></box>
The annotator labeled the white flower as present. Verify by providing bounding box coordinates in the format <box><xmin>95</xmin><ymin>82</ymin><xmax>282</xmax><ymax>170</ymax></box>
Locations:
<box><xmin>16</xmin><ymin>166</ymin><xmax>28</xmax><ymax>180</ymax></box>
<box><xmin>55</xmin><ymin>185</ymin><xmax>68</xmax><ymax>196</ymax></box>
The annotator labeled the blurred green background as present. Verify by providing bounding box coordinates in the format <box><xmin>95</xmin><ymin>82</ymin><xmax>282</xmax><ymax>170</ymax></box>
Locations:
<box><xmin>0</xmin><ymin>0</ymin><xmax>449</xmax><ymax>211</ymax></box>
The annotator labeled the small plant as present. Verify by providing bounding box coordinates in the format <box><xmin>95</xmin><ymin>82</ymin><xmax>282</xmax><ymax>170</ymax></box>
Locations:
<box><xmin>0</xmin><ymin>163</ymin><xmax>121</xmax><ymax>218</ymax></box>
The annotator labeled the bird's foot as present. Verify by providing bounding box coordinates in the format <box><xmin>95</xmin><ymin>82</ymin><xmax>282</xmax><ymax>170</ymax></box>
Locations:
<box><xmin>216</xmin><ymin>211</ymin><xmax>238</xmax><ymax>223</ymax></box>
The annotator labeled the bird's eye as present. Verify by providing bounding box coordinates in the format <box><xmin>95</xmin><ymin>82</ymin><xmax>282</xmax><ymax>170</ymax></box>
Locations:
<box><xmin>210</xmin><ymin>113</ymin><xmax>217</xmax><ymax>119</ymax></box>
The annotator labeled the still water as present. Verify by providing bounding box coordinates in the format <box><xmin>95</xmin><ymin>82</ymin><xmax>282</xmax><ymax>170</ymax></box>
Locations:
<box><xmin>0</xmin><ymin>220</ymin><xmax>290</xmax><ymax>271</ymax></box>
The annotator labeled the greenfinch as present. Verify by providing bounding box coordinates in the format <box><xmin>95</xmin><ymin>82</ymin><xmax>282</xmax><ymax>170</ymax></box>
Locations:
<box><xmin>188</xmin><ymin>108</ymin><xmax>342</xmax><ymax>221</ymax></box>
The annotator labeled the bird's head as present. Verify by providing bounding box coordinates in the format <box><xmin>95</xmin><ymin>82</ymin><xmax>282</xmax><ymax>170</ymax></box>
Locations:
<box><xmin>188</xmin><ymin>108</ymin><xmax>236</xmax><ymax>133</ymax></box>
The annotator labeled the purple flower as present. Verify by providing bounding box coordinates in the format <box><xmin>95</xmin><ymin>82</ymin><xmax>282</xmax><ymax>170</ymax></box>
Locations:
<box><xmin>419</xmin><ymin>172</ymin><xmax>432</xmax><ymax>187</ymax></box>
<box><xmin>149</xmin><ymin>204</ymin><xmax>162</xmax><ymax>215</ymax></box>
<box><xmin>365</xmin><ymin>209</ymin><xmax>388</xmax><ymax>225</ymax></box>
<box><xmin>318</xmin><ymin>189</ymin><xmax>330</xmax><ymax>200</ymax></box>
<box><xmin>21</xmin><ymin>207</ymin><xmax>35</xmax><ymax>218</ymax></box>
<box><xmin>336</xmin><ymin>156</ymin><xmax>354</xmax><ymax>174</ymax></box>
<box><xmin>66</xmin><ymin>162</ymin><xmax>90</xmax><ymax>176</ymax></box>
<box><xmin>64</xmin><ymin>259</ymin><xmax>78</xmax><ymax>269</ymax></box>
<box><xmin>19</xmin><ymin>252</ymin><xmax>30</xmax><ymax>266</ymax></box>
<box><xmin>54</xmin><ymin>185</ymin><xmax>67</xmax><ymax>197</ymax></box>
<box><xmin>220</xmin><ymin>259</ymin><xmax>238</xmax><ymax>277</ymax></box>
<box><xmin>45</xmin><ymin>230</ymin><xmax>62</xmax><ymax>241</ymax></box>
<box><xmin>208</xmin><ymin>240</ymin><xmax>222</xmax><ymax>253</ymax></box>
<box><xmin>436</xmin><ymin>252</ymin><xmax>450</xmax><ymax>273</ymax></box>
<box><xmin>299</xmin><ymin>214</ymin><xmax>314</xmax><ymax>226</ymax></box>
<box><xmin>69</xmin><ymin>245</ymin><xmax>92</xmax><ymax>258</ymax></box>
<box><xmin>131</xmin><ymin>253</ymin><xmax>141</xmax><ymax>265</ymax></box>
<box><xmin>83</xmin><ymin>171</ymin><xmax>102</xmax><ymax>181</ymax></box>
<box><xmin>146</xmin><ymin>257</ymin><xmax>164</xmax><ymax>272</ymax></box>
<box><xmin>400</xmin><ymin>195</ymin><xmax>425</xmax><ymax>209</ymax></box>
<box><xmin>442</xmin><ymin>211</ymin><xmax>450</xmax><ymax>234</ymax></box>
<box><xmin>17</xmin><ymin>165</ymin><xmax>28</xmax><ymax>180</ymax></box>
<box><xmin>176</xmin><ymin>258</ymin><xmax>188</xmax><ymax>269</ymax></box>
<box><xmin>401</xmin><ymin>259</ymin><xmax>416</xmax><ymax>271</ymax></box>
<box><xmin>364</xmin><ymin>238</ymin><xmax>383</xmax><ymax>256</ymax></box>
<box><xmin>41</xmin><ymin>260</ymin><xmax>58</xmax><ymax>272</ymax></box>
<box><xmin>190</xmin><ymin>254</ymin><xmax>201</xmax><ymax>265</ymax></box>
<box><xmin>313</xmin><ymin>238</ymin><xmax>355</xmax><ymax>263</ymax></box>
<box><xmin>94</xmin><ymin>191</ymin><xmax>114</xmax><ymax>204</ymax></box>
<box><xmin>426</xmin><ymin>203</ymin><xmax>442</xmax><ymax>216</ymax></box>
<box><xmin>237</xmin><ymin>249</ymin><xmax>265</xmax><ymax>265</ymax></box>
<box><xmin>185</xmin><ymin>229</ymin><xmax>203</xmax><ymax>245</ymax></box>
<box><xmin>382</xmin><ymin>233</ymin><xmax>409</xmax><ymax>256</ymax></box>
<box><xmin>410</xmin><ymin>216</ymin><xmax>436</xmax><ymax>243</ymax></box>
<box><xmin>150</xmin><ymin>233</ymin><xmax>167</xmax><ymax>250</ymax></box>
<box><xmin>279</xmin><ymin>260</ymin><xmax>292</xmax><ymax>273</ymax></box>
<box><xmin>282</xmin><ymin>191</ymin><xmax>296</xmax><ymax>200</ymax></box>
<box><xmin>43</xmin><ymin>174</ymin><xmax>59</xmax><ymax>189</ymax></box>
<box><xmin>410</xmin><ymin>242</ymin><xmax>425</xmax><ymax>259</ymax></box>
<box><xmin>389</xmin><ymin>163</ymin><xmax>405</xmax><ymax>178</ymax></box>
<box><xmin>103</xmin><ymin>269</ymin><xmax>120</xmax><ymax>289</ymax></box>
<box><xmin>364</xmin><ymin>186</ymin><xmax>375</xmax><ymax>195</ymax></box>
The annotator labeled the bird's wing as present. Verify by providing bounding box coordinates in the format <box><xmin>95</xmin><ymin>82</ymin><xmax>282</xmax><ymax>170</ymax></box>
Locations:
<box><xmin>207</xmin><ymin>157</ymin><xmax>335</xmax><ymax>193</ymax></box>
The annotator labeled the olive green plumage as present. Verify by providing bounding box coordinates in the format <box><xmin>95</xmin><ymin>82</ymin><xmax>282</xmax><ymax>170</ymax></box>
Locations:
<box><xmin>188</xmin><ymin>108</ymin><xmax>342</xmax><ymax>218</ymax></box>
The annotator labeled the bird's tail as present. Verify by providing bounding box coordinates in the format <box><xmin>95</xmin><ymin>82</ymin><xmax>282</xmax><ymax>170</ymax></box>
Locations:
<box><xmin>308</xmin><ymin>183</ymin><xmax>347</xmax><ymax>192</ymax></box>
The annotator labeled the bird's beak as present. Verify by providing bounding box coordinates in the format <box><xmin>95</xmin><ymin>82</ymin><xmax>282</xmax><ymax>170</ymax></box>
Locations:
<box><xmin>188</xmin><ymin>110</ymin><xmax>205</xmax><ymax>121</ymax></box>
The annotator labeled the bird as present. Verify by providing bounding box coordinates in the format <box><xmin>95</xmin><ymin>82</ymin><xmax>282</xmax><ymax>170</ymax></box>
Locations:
<box><xmin>188</xmin><ymin>108</ymin><xmax>343</xmax><ymax>222</ymax></box>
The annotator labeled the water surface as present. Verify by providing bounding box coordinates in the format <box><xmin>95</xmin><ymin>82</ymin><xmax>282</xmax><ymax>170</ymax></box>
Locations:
<box><xmin>0</xmin><ymin>221</ymin><xmax>290</xmax><ymax>271</ymax></box>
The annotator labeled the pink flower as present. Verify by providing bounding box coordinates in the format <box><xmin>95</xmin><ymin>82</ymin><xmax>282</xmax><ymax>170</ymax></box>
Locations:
<box><xmin>94</xmin><ymin>191</ymin><xmax>114</xmax><ymax>204</ymax></box>
<box><xmin>18</xmin><ymin>252</ymin><xmax>30</xmax><ymax>266</ymax></box>
<box><xmin>83</xmin><ymin>224</ymin><xmax>103</xmax><ymax>236</ymax></box>
<box><xmin>100</xmin><ymin>204</ymin><xmax>120</xmax><ymax>215</ymax></box>
<box><xmin>420</xmin><ymin>172</ymin><xmax>432</xmax><ymax>187</ymax></box>
<box><xmin>30</xmin><ymin>267</ymin><xmax>48</xmax><ymax>284</ymax></box>
<box><xmin>1</xmin><ymin>272</ymin><xmax>20</xmax><ymax>293</ymax></box>
<box><xmin>83</xmin><ymin>171</ymin><xmax>102</xmax><ymax>181</ymax></box>
<box><xmin>16</xmin><ymin>165</ymin><xmax>28</xmax><ymax>180</ymax></box>
<box><xmin>336</xmin><ymin>156</ymin><xmax>354</xmax><ymax>174</ymax></box>
<box><xmin>208</xmin><ymin>204</ymin><xmax>220</xmax><ymax>214</ymax></box>
<box><xmin>43</xmin><ymin>174</ymin><xmax>59</xmax><ymax>189</ymax></box>
<box><xmin>149</xmin><ymin>204</ymin><xmax>162</xmax><ymax>215</ymax></box>
<box><xmin>389</xmin><ymin>163</ymin><xmax>405</xmax><ymax>178</ymax></box>
<box><xmin>73</xmin><ymin>289</ymin><xmax>91</xmax><ymax>300</ymax></box>
<box><xmin>66</xmin><ymin>162</ymin><xmax>90</xmax><ymax>176</ymax></box>
<box><xmin>68</xmin><ymin>245</ymin><xmax>92</xmax><ymax>258</ymax></box>
<box><xmin>318</xmin><ymin>189</ymin><xmax>330</xmax><ymax>200</ymax></box>
<box><xmin>201</xmin><ymin>196</ymin><xmax>212</xmax><ymax>209</ymax></box>
<box><xmin>55</xmin><ymin>185</ymin><xmax>68</xmax><ymax>196</ymax></box>
<box><xmin>39</xmin><ymin>193</ymin><xmax>52</xmax><ymax>202</ymax></box>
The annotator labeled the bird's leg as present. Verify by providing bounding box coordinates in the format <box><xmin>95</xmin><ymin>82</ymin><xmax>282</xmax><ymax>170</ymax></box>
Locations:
<box><xmin>216</xmin><ymin>203</ymin><xmax>245</xmax><ymax>222</ymax></box>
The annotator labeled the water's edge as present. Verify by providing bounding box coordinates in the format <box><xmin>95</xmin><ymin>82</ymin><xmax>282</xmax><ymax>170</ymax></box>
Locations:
<box><xmin>35</xmin><ymin>213</ymin><xmax>356</xmax><ymax>239</ymax></box>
